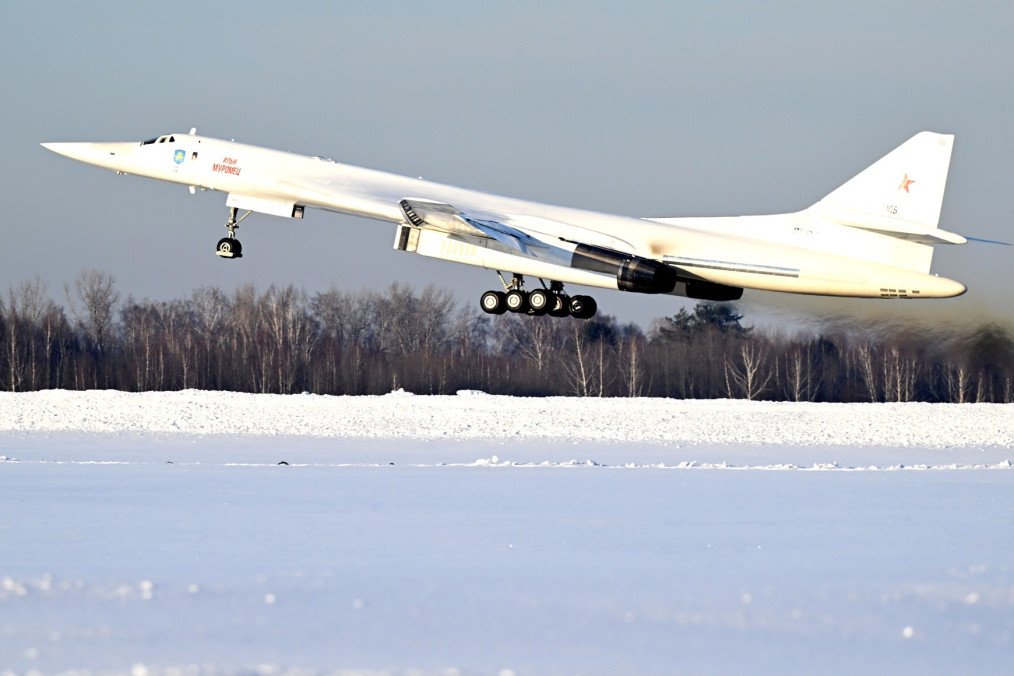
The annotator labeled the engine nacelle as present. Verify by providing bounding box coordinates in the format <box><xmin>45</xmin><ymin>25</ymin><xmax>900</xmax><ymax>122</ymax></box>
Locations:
<box><xmin>618</xmin><ymin>257</ymin><xmax>679</xmax><ymax>294</ymax></box>
<box><xmin>571</xmin><ymin>244</ymin><xmax>678</xmax><ymax>294</ymax></box>
<box><xmin>683</xmin><ymin>279</ymin><xmax>744</xmax><ymax>301</ymax></box>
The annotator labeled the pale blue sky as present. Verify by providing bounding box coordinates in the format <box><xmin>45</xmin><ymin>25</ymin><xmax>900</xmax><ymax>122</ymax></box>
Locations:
<box><xmin>2</xmin><ymin>1</ymin><xmax>1011</xmax><ymax>329</ymax></box>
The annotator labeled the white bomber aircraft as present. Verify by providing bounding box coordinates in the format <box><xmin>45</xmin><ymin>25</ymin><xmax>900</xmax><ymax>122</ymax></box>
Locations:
<box><xmin>42</xmin><ymin>129</ymin><xmax>969</xmax><ymax>319</ymax></box>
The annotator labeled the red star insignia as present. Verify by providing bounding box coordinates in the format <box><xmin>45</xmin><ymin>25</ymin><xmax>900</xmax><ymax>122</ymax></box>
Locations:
<box><xmin>898</xmin><ymin>174</ymin><xmax>915</xmax><ymax>193</ymax></box>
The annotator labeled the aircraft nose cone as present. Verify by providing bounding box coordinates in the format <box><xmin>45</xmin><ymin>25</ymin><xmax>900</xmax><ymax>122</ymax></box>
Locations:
<box><xmin>41</xmin><ymin>141</ymin><xmax>135</xmax><ymax>169</ymax></box>
<box><xmin>41</xmin><ymin>141</ymin><xmax>119</xmax><ymax>164</ymax></box>
<box><xmin>41</xmin><ymin>141</ymin><xmax>92</xmax><ymax>161</ymax></box>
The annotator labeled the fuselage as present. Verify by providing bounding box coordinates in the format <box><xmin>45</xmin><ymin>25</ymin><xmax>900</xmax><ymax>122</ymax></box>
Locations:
<box><xmin>41</xmin><ymin>132</ymin><xmax>966</xmax><ymax>299</ymax></box>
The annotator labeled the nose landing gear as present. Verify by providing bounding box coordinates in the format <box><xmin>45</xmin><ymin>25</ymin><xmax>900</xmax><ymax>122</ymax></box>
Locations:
<box><xmin>216</xmin><ymin>207</ymin><xmax>251</xmax><ymax>259</ymax></box>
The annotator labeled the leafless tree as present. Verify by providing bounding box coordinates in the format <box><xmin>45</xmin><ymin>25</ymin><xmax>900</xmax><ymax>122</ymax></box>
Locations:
<box><xmin>617</xmin><ymin>334</ymin><xmax>646</xmax><ymax>397</ymax></box>
<box><xmin>880</xmin><ymin>345</ymin><xmax>918</xmax><ymax>402</ymax></box>
<box><xmin>561</xmin><ymin>321</ymin><xmax>592</xmax><ymax>396</ymax></box>
<box><xmin>942</xmin><ymin>360</ymin><xmax>973</xmax><ymax>404</ymax></box>
<box><xmin>191</xmin><ymin>287</ymin><xmax>230</xmax><ymax>388</ymax></box>
<box><xmin>781</xmin><ymin>341</ymin><xmax>819</xmax><ymax>402</ymax></box>
<box><xmin>3</xmin><ymin>278</ymin><xmax>53</xmax><ymax>390</ymax></box>
<box><xmin>69</xmin><ymin>269</ymin><xmax>119</xmax><ymax>358</ymax></box>
<box><xmin>855</xmin><ymin>341</ymin><xmax>880</xmax><ymax>402</ymax></box>
<box><xmin>503</xmin><ymin>313</ymin><xmax>568</xmax><ymax>376</ymax></box>
<box><xmin>724</xmin><ymin>340</ymin><xmax>773</xmax><ymax>400</ymax></box>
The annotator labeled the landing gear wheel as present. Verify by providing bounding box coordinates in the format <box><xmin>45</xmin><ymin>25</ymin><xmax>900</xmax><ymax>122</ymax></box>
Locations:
<box><xmin>217</xmin><ymin>207</ymin><xmax>249</xmax><ymax>259</ymax></box>
<box><xmin>216</xmin><ymin>237</ymin><xmax>243</xmax><ymax>259</ymax></box>
<box><xmin>505</xmin><ymin>289</ymin><xmax>529</xmax><ymax>313</ymax></box>
<box><xmin>569</xmin><ymin>295</ymin><xmax>597</xmax><ymax>319</ymax></box>
<box><xmin>548</xmin><ymin>293</ymin><xmax>570</xmax><ymax>318</ymax></box>
<box><xmin>480</xmin><ymin>290</ymin><xmax>508</xmax><ymax>315</ymax></box>
<box><xmin>528</xmin><ymin>288</ymin><xmax>552</xmax><ymax>316</ymax></box>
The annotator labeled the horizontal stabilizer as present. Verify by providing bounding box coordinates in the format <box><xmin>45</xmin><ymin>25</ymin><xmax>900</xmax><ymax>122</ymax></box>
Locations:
<box><xmin>965</xmin><ymin>235</ymin><xmax>1011</xmax><ymax>246</ymax></box>
<box><xmin>842</xmin><ymin>219</ymin><xmax>967</xmax><ymax>245</ymax></box>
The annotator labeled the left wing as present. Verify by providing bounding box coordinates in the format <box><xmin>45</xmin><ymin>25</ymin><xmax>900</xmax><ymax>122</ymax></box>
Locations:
<box><xmin>398</xmin><ymin>199</ymin><xmax>545</xmax><ymax>254</ymax></box>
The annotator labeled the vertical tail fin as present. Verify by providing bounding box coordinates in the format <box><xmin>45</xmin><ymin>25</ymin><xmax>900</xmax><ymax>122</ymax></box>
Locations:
<box><xmin>811</xmin><ymin>131</ymin><xmax>954</xmax><ymax>230</ymax></box>
<box><xmin>808</xmin><ymin>131</ymin><xmax>964</xmax><ymax>273</ymax></box>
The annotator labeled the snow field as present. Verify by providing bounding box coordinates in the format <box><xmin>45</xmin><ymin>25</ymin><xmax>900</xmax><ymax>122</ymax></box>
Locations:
<box><xmin>0</xmin><ymin>391</ymin><xmax>1012</xmax><ymax>674</ymax></box>
<box><xmin>0</xmin><ymin>459</ymin><xmax>1011</xmax><ymax>675</ymax></box>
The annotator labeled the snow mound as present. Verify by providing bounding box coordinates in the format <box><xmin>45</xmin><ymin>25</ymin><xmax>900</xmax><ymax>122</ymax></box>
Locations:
<box><xmin>0</xmin><ymin>390</ymin><xmax>1010</xmax><ymax>448</ymax></box>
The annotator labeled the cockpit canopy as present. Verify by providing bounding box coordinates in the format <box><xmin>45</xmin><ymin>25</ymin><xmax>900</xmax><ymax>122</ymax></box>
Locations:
<box><xmin>140</xmin><ymin>134</ymin><xmax>176</xmax><ymax>146</ymax></box>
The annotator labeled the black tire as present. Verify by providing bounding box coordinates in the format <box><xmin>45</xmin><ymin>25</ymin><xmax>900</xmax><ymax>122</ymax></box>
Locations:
<box><xmin>505</xmin><ymin>289</ymin><xmax>529</xmax><ymax>313</ymax></box>
<box><xmin>569</xmin><ymin>295</ymin><xmax>597</xmax><ymax>319</ymax></box>
<box><xmin>528</xmin><ymin>288</ymin><xmax>551</xmax><ymax>315</ymax></box>
<box><xmin>480</xmin><ymin>290</ymin><xmax>507</xmax><ymax>315</ymax></box>
<box><xmin>548</xmin><ymin>293</ymin><xmax>570</xmax><ymax>317</ymax></box>
<box><xmin>216</xmin><ymin>237</ymin><xmax>242</xmax><ymax>258</ymax></box>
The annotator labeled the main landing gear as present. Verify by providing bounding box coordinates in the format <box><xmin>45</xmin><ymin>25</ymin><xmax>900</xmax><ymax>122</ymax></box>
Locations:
<box><xmin>215</xmin><ymin>207</ymin><xmax>251</xmax><ymax>259</ymax></box>
<box><xmin>480</xmin><ymin>275</ymin><xmax>597</xmax><ymax>319</ymax></box>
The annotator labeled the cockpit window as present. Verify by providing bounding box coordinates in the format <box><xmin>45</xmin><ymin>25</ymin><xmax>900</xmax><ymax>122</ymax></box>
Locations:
<box><xmin>141</xmin><ymin>134</ymin><xmax>177</xmax><ymax>146</ymax></box>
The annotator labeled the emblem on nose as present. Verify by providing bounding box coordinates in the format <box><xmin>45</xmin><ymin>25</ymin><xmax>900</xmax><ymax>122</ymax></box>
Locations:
<box><xmin>174</xmin><ymin>149</ymin><xmax>186</xmax><ymax>164</ymax></box>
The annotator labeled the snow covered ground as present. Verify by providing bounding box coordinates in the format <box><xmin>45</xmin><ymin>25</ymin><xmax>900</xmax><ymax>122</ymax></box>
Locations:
<box><xmin>2</xmin><ymin>389</ymin><xmax>1012</xmax><ymax>448</ymax></box>
<box><xmin>0</xmin><ymin>391</ymin><xmax>1012</xmax><ymax>675</ymax></box>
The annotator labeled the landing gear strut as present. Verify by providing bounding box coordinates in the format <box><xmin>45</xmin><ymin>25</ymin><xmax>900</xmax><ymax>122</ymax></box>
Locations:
<box><xmin>479</xmin><ymin>274</ymin><xmax>597</xmax><ymax>319</ymax></box>
<box><xmin>216</xmin><ymin>207</ymin><xmax>250</xmax><ymax>259</ymax></box>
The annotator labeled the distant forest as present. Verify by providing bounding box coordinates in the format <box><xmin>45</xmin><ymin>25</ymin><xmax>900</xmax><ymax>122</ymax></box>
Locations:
<box><xmin>2</xmin><ymin>270</ymin><xmax>1012</xmax><ymax>402</ymax></box>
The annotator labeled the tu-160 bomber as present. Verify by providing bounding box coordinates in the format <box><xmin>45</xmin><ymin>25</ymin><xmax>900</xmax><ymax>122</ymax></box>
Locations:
<box><xmin>42</xmin><ymin>129</ymin><xmax>970</xmax><ymax>319</ymax></box>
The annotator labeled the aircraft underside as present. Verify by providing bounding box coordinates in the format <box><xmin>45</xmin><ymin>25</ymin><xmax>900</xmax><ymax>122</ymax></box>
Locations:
<box><xmin>213</xmin><ymin>204</ymin><xmax>606</xmax><ymax>320</ymax></box>
<box><xmin>213</xmin><ymin>202</ymin><xmax>743</xmax><ymax>320</ymax></box>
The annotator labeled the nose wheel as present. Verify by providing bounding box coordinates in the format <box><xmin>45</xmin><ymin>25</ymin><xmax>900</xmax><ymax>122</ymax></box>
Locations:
<box><xmin>216</xmin><ymin>237</ymin><xmax>243</xmax><ymax>258</ymax></box>
<box><xmin>215</xmin><ymin>207</ymin><xmax>250</xmax><ymax>259</ymax></box>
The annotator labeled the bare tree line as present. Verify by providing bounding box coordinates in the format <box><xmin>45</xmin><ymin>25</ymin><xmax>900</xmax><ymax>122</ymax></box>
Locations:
<box><xmin>1</xmin><ymin>270</ymin><xmax>1011</xmax><ymax>401</ymax></box>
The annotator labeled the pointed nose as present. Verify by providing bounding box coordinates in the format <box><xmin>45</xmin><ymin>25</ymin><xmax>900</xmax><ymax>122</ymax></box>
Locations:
<box><xmin>41</xmin><ymin>141</ymin><xmax>136</xmax><ymax>169</ymax></box>
<box><xmin>41</xmin><ymin>142</ymin><xmax>98</xmax><ymax>162</ymax></box>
